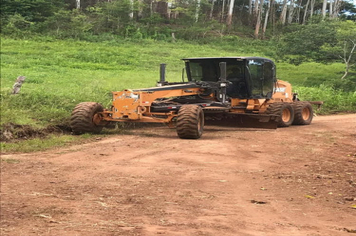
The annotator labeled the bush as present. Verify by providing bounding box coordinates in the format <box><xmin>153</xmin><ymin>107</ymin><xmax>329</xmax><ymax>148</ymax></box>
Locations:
<box><xmin>295</xmin><ymin>85</ymin><xmax>356</xmax><ymax>114</ymax></box>
<box><xmin>1</xmin><ymin>14</ymin><xmax>33</xmax><ymax>37</ymax></box>
<box><xmin>88</xmin><ymin>0</ymin><xmax>135</xmax><ymax>35</ymax></box>
<box><xmin>37</xmin><ymin>10</ymin><xmax>92</xmax><ymax>39</ymax></box>
<box><xmin>277</xmin><ymin>22</ymin><xmax>337</xmax><ymax>64</ymax></box>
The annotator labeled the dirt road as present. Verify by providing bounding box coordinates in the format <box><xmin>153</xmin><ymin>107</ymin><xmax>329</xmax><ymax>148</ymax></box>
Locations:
<box><xmin>1</xmin><ymin>114</ymin><xmax>355</xmax><ymax>236</ymax></box>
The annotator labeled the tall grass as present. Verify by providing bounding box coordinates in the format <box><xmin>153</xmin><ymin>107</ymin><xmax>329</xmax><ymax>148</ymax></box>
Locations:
<box><xmin>1</xmin><ymin>36</ymin><xmax>354</xmax><ymax>129</ymax></box>
<box><xmin>295</xmin><ymin>85</ymin><xmax>356</xmax><ymax>114</ymax></box>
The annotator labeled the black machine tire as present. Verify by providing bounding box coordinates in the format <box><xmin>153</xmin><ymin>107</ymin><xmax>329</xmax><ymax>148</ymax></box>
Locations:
<box><xmin>176</xmin><ymin>105</ymin><xmax>204</xmax><ymax>139</ymax></box>
<box><xmin>71</xmin><ymin>102</ymin><xmax>104</xmax><ymax>134</ymax></box>
<box><xmin>292</xmin><ymin>101</ymin><xmax>313</xmax><ymax>125</ymax></box>
<box><xmin>266</xmin><ymin>102</ymin><xmax>295</xmax><ymax>127</ymax></box>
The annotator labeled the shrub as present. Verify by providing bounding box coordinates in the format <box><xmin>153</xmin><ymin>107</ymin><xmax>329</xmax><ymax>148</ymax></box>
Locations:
<box><xmin>295</xmin><ymin>85</ymin><xmax>356</xmax><ymax>114</ymax></box>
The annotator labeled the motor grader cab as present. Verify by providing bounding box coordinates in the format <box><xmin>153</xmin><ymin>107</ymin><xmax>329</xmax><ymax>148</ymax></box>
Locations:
<box><xmin>71</xmin><ymin>57</ymin><xmax>316</xmax><ymax>139</ymax></box>
<box><xmin>184</xmin><ymin>57</ymin><xmax>276</xmax><ymax>100</ymax></box>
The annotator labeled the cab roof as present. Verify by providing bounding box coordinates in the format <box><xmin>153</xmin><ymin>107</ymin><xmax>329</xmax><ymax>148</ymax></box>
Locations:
<box><xmin>182</xmin><ymin>57</ymin><xmax>273</xmax><ymax>61</ymax></box>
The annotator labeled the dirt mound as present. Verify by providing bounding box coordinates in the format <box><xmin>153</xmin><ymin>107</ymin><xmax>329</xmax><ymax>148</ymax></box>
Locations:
<box><xmin>0</xmin><ymin>123</ymin><xmax>71</xmax><ymax>142</ymax></box>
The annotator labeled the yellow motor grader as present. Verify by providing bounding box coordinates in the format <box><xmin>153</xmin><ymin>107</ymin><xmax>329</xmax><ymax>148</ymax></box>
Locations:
<box><xmin>71</xmin><ymin>57</ymin><xmax>316</xmax><ymax>139</ymax></box>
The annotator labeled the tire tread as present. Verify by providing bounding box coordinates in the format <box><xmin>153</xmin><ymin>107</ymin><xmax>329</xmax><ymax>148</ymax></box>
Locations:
<box><xmin>266</xmin><ymin>102</ymin><xmax>294</xmax><ymax>127</ymax></box>
<box><xmin>292</xmin><ymin>101</ymin><xmax>313</xmax><ymax>125</ymax></box>
<box><xmin>70</xmin><ymin>102</ymin><xmax>104</xmax><ymax>134</ymax></box>
<box><xmin>176</xmin><ymin>105</ymin><xmax>204</xmax><ymax>139</ymax></box>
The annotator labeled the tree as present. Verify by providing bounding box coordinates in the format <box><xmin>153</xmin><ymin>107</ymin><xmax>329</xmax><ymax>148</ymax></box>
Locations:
<box><xmin>310</xmin><ymin>0</ymin><xmax>316</xmax><ymax>19</ymax></box>
<box><xmin>42</xmin><ymin>9</ymin><xmax>92</xmax><ymax>38</ymax></box>
<box><xmin>277</xmin><ymin>22</ymin><xmax>336</xmax><ymax>65</ymax></box>
<box><xmin>280</xmin><ymin>0</ymin><xmax>288</xmax><ymax>25</ymax></box>
<box><xmin>196</xmin><ymin>0</ymin><xmax>202</xmax><ymax>22</ymax></box>
<box><xmin>262</xmin><ymin>0</ymin><xmax>272</xmax><ymax>38</ymax></box>
<box><xmin>288</xmin><ymin>0</ymin><xmax>296</xmax><ymax>24</ymax></box>
<box><xmin>278</xmin><ymin>21</ymin><xmax>356</xmax><ymax>80</ymax></box>
<box><xmin>322</xmin><ymin>0</ymin><xmax>327</xmax><ymax>19</ymax></box>
<box><xmin>210</xmin><ymin>0</ymin><xmax>215</xmax><ymax>19</ymax></box>
<box><xmin>0</xmin><ymin>0</ymin><xmax>64</xmax><ymax>23</ymax></box>
<box><xmin>226</xmin><ymin>0</ymin><xmax>236</xmax><ymax>26</ymax></box>
<box><xmin>302</xmin><ymin>0</ymin><xmax>310</xmax><ymax>24</ymax></box>
<box><xmin>320</xmin><ymin>21</ymin><xmax>356</xmax><ymax>79</ymax></box>
<box><xmin>254</xmin><ymin>0</ymin><xmax>264</xmax><ymax>38</ymax></box>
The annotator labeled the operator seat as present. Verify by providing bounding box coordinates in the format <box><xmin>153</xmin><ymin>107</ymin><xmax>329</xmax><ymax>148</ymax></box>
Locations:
<box><xmin>227</xmin><ymin>68</ymin><xmax>247</xmax><ymax>98</ymax></box>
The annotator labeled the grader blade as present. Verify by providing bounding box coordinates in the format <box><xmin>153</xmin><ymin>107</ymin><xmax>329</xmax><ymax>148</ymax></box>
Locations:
<box><xmin>205</xmin><ymin>114</ymin><xmax>279</xmax><ymax>129</ymax></box>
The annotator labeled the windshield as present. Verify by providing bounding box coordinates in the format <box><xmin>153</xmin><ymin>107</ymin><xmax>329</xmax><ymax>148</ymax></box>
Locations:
<box><xmin>248</xmin><ymin>59</ymin><xmax>275</xmax><ymax>98</ymax></box>
<box><xmin>186</xmin><ymin>59</ymin><xmax>245</xmax><ymax>82</ymax></box>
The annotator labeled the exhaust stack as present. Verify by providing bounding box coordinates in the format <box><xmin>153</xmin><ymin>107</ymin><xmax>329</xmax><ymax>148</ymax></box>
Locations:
<box><xmin>157</xmin><ymin>63</ymin><xmax>167</xmax><ymax>87</ymax></box>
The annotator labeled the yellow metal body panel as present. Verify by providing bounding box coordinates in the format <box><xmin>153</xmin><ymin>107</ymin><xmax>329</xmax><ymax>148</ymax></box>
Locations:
<box><xmin>272</xmin><ymin>80</ymin><xmax>293</xmax><ymax>102</ymax></box>
<box><xmin>110</xmin><ymin>88</ymin><xmax>201</xmax><ymax>121</ymax></box>
<box><xmin>230</xmin><ymin>98</ymin><xmax>268</xmax><ymax>113</ymax></box>
<box><xmin>111</xmin><ymin>90</ymin><xmax>141</xmax><ymax>120</ymax></box>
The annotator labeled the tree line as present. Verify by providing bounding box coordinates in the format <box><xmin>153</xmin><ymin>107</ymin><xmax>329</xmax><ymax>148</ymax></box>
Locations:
<box><xmin>1</xmin><ymin>0</ymin><xmax>355</xmax><ymax>39</ymax></box>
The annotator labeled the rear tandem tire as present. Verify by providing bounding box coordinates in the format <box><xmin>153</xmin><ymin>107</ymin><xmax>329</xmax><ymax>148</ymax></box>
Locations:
<box><xmin>292</xmin><ymin>101</ymin><xmax>313</xmax><ymax>125</ymax></box>
<box><xmin>176</xmin><ymin>105</ymin><xmax>204</xmax><ymax>139</ymax></box>
<box><xmin>267</xmin><ymin>102</ymin><xmax>295</xmax><ymax>127</ymax></box>
<box><xmin>71</xmin><ymin>102</ymin><xmax>104</xmax><ymax>135</ymax></box>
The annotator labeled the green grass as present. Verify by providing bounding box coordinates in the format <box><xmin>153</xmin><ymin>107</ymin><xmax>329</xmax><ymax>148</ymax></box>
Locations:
<box><xmin>1</xmin><ymin>36</ymin><xmax>355</xmax><ymax>153</ymax></box>
<box><xmin>0</xmin><ymin>133</ymin><xmax>100</xmax><ymax>153</ymax></box>
<box><xmin>277</xmin><ymin>62</ymin><xmax>345</xmax><ymax>87</ymax></box>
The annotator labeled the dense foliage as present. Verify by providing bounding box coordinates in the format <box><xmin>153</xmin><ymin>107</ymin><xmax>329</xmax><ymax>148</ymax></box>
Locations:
<box><xmin>1</xmin><ymin>0</ymin><xmax>355</xmax><ymax>39</ymax></box>
<box><xmin>277</xmin><ymin>20</ymin><xmax>356</xmax><ymax>85</ymax></box>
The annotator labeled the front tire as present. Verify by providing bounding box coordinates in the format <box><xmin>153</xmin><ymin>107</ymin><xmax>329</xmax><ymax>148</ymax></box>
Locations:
<box><xmin>292</xmin><ymin>101</ymin><xmax>313</xmax><ymax>125</ymax></box>
<box><xmin>176</xmin><ymin>105</ymin><xmax>204</xmax><ymax>139</ymax></box>
<box><xmin>267</xmin><ymin>102</ymin><xmax>295</xmax><ymax>127</ymax></box>
<box><xmin>71</xmin><ymin>102</ymin><xmax>104</xmax><ymax>134</ymax></box>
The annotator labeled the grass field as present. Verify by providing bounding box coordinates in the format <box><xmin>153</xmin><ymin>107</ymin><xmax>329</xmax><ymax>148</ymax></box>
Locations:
<box><xmin>1</xmin><ymin>36</ymin><xmax>355</xmax><ymax>152</ymax></box>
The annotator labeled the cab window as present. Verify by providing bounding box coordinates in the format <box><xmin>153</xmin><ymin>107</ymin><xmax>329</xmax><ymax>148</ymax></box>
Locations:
<box><xmin>263</xmin><ymin>62</ymin><xmax>274</xmax><ymax>97</ymax></box>
<box><xmin>248</xmin><ymin>59</ymin><xmax>264</xmax><ymax>97</ymax></box>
